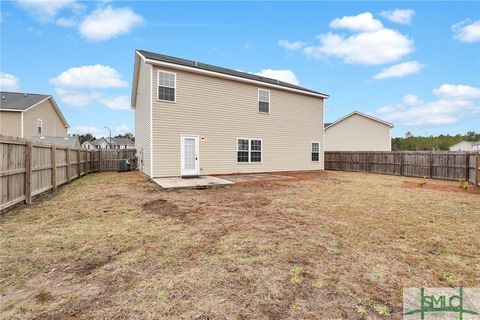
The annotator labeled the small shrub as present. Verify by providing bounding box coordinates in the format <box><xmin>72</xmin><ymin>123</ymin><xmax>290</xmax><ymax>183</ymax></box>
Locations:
<box><xmin>418</xmin><ymin>176</ymin><xmax>428</xmax><ymax>186</ymax></box>
<box><xmin>442</xmin><ymin>272</ymin><xmax>459</xmax><ymax>286</ymax></box>
<box><xmin>373</xmin><ymin>304</ymin><xmax>391</xmax><ymax>316</ymax></box>
<box><xmin>35</xmin><ymin>290</ymin><xmax>53</xmax><ymax>304</ymax></box>
<box><xmin>290</xmin><ymin>266</ymin><xmax>306</xmax><ymax>284</ymax></box>
<box><xmin>458</xmin><ymin>180</ymin><xmax>469</xmax><ymax>190</ymax></box>
<box><xmin>291</xmin><ymin>302</ymin><xmax>300</xmax><ymax>311</ymax></box>
<box><xmin>356</xmin><ymin>305</ymin><xmax>368</xmax><ymax>315</ymax></box>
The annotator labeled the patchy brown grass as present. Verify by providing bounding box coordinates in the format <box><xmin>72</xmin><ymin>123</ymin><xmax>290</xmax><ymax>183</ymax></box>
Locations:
<box><xmin>0</xmin><ymin>171</ymin><xmax>478</xmax><ymax>319</ymax></box>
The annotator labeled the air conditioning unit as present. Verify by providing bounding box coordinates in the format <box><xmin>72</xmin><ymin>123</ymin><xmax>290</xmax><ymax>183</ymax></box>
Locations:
<box><xmin>117</xmin><ymin>159</ymin><xmax>131</xmax><ymax>172</ymax></box>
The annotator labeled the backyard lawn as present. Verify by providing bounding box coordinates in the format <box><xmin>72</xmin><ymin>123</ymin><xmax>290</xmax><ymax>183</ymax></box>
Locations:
<box><xmin>0</xmin><ymin>171</ymin><xmax>478</xmax><ymax>319</ymax></box>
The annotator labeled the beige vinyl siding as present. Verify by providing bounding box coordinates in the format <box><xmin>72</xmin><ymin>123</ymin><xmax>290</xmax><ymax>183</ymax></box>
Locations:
<box><xmin>0</xmin><ymin>111</ymin><xmax>22</xmax><ymax>136</ymax></box>
<box><xmin>134</xmin><ymin>60</ymin><xmax>152</xmax><ymax>176</ymax></box>
<box><xmin>23</xmin><ymin>99</ymin><xmax>68</xmax><ymax>137</ymax></box>
<box><xmin>150</xmin><ymin>65</ymin><xmax>324</xmax><ymax>177</ymax></box>
<box><xmin>324</xmin><ymin>113</ymin><xmax>391</xmax><ymax>151</ymax></box>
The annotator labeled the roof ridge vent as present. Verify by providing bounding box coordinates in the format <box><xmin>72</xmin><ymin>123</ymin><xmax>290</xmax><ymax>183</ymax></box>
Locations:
<box><xmin>24</xmin><ymin>93</ymin><xmax>27</xmax><ymax>97</ymax></box>
<box><xmin>195</xmin><ymin>61</ymin><xmax>198</xmax><ymax>67</ymax></box>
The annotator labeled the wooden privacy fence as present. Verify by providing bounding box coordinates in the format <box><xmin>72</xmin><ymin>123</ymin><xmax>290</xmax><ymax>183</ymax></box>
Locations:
<box><xmin>0</xmin><ymin>136</ymin><xmax>137</xmax><ymax>212</ymax></box>
<box><xmin>324</xmin><ymin>151</ymin><xmax>480</xmax><ymax>186</ymax></box>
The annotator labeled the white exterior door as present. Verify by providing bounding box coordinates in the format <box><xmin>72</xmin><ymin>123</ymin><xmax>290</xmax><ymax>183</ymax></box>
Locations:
<box><xmin>181</xmin><ymin>135</ymin><xmax>199</xmax><ymax>176</ymax></box>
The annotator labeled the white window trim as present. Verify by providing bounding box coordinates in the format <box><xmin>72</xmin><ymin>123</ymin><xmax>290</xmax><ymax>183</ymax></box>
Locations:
<box><xmin>236</xmin><ymin>138</ymin><xmax>263</xmax><ymax>164</ymax></box>
<box><xmin>258</xmin><ymin>88</ymin><xmax>270</xmax><ymax>114</ymax></box>
<box><xmin>157</xmin><ymin>69</ymin><xmax>176</xmax><ymax>103</ymax></box>
<box><xmin>37</xmin><ymin>119</ymin><xmax>43</xmax><ymax>135</ymax></box>
<box><xmin>311</xmin><ymin>141</ymin><xmax>320</xmax><ymax>162</ymax></box>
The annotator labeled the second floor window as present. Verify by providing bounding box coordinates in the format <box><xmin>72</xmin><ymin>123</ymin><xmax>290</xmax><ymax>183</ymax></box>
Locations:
<box><xmin>312</xmin><ymin>142</ymin><xmax>320</xmax><ymax>162</ymax></box>
<box><xmin>158</xmin><ymin>71</ymin><xmax>176</xmax><ymax>102</ymax></box>
<box><xmin>37</xmin><ymin>119</ymin><xmax>42</xmax><ymax>134</ymax></box>
<box><xmin>258</xmin><ymin>89</ymin><xmax>270</xmax><ymax>113</ymax></box>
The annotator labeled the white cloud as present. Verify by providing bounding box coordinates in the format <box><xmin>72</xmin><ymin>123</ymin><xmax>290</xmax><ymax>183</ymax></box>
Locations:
<box><xmin>0</xmin><ymin>72</ymin><xmax>20</xmax><ymax>91</ymax></box>
<box><xmin>79</xmin><ymin>6</ymin><xmax>143</xmax><ymax>41</ymax></box>
<box><xmin>433</xmin><ymin>84</ymin><xmax>480</xmax><ymax>99</ymax></box>
<box><xmin>51</xmin><ymin>65</ymin><xmax>130</xmax><ymax>110</ymax></box>
<box><xmin>280</xmin><ymin>12</ymin><xmax>414</xmax><ymax>65</ymax></box>
<box><xmin>56</xmin><ymin>16</ymin><xmax>77</xmax><ymax>27</ymax></box>
<box><xmin>255</xmin><ymin>69</ymin><xmax>300</xmax><ymax>85</ymax></box>
<box><xmin>305</xmin><ymin>27</ymin><xmax>413</xmax><ymax>65</ymax></box>
<box><xmin>330</xmin><ymin>12</ymin><xmax>383</xmax><ymax>32</ymax></box>
<box><xmin>278</xmin><ymin>39</ymin><xmax>306</xmax><ymax>50</ymax></box>
<box><xmin>70</xmin><ymin>125</ymin><xmax>105</xmax><ymax>137</ymax></box>
<box><xmin>374</xmin><ymin>84</ymin><xmax>480</xmax><ymax>126</ymax></box>
<box><xmin>115</xmin><ymin>124</ymin><xmax>130</xmax><ymax>134</ymax></box>
<box><xmin>373</xmin><ymin>61</ymin><xmax>423</xmax><ymax>80</ymax></box>
<box><xmin>402</xmin><ymin>94</ymin><xmax>423</xmax><ymax>106</ymax></box>
<box><xmin>100</xmin><ymin>96</ymin><xmax>131</xmax><ymax>110</ymax></box>
<box><xmin>16</xmin><ymin>0</ymin><xmax>76</xmax><ymax>21</ymax></box>
<box><xmin>55</xmin><ymin>88</ymin><xmax>102</xmax><ymax>107</ymax></box>
<box><xmin>452</xmin><ymin>19</ymin><xmax>480</xmax><ymax>43</ymax></box>
<box><xmin>50</xmin><ymin>64</ymin><xmax>127</xmax><ymax>89</ymax></box>
<box><xmin>379</xmin><ymin>9</ymin><xmax>415</xmax><ymax>25</ymax></box>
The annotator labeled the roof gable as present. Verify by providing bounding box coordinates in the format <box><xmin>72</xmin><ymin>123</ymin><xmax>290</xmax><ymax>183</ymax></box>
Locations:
<box><xmin>324</xmin><ymin>111</ymin><xmax>393</xmax><ymax>130</ymax></box>
<box><xmin>0</xmin><ymin>91</ymin><xmax>69</xmax><ymax>128</ymax></box>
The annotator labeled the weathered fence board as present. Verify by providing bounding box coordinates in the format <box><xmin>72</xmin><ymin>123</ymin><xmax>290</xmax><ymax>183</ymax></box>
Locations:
<box><xmin>0</xmin><ymin>135</ymin><xmax>137</xmax><ymax>213</ymax></box>
<box><xmin>325</xmin><ymin>151</ymin><xmax>479</xmax><ymax>185</ymax></box>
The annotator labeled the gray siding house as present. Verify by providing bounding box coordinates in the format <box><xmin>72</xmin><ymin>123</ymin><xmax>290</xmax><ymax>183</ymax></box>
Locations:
<box><xmin>131</xmin><ymin>50</ymin><xmax>328</xmax><ymax>178</ymax></box>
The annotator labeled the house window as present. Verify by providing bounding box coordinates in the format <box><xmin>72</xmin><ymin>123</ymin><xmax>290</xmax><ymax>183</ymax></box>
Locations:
<box><xmin>36</xmin><ymin>119</ymin><xmax>42</xmax><ymax>134</ymax></box>
<box><xmin>258</xmin><ymin>89</ymin><xmax>270</xmax><ymax>113</ymax></box>
<box><xmin>158</xmin><ymin>71</ymin><xmax>176</xmax><ymax>102</ymax></box>
<box><xmin>237</xmin><ymin>138</ymin><xmax>262</xmax><ymax>163</ymax></box>
<box><xmin>311</xmin><ymin>142</ymin><xmax>320</xmax><ymax>162</ymax></box>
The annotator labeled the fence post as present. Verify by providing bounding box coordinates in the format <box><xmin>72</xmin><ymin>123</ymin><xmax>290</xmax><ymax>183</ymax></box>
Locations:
<box><xmin>66</xmin><ymin>148</ymin><xmax>71</xmax><ymax>183</ymax></box>
<box><xmin>25</xmin><ymin>141</ymin><xmax>32</xmax><ymax>204</ymax></box>
<box><xmin>77</xmin><ymin>149</ymin><xmax>81</xmax><ymax>176</ymax></box>
<box><xmin>399</xmin><ymin>152</ymin><xmax>404</xmax><ymax>176</ymax></box>
<box><xmin>465</xmin><ymin>153</ymin><xmax>470</xmax><ymax>181</ymax></box>
<box><xmin>476</xmin><ymin>152</ymin><xmax>480</xmax><ymax>187</ymax></box>
<box><xmin>366</xmin><ymin>152</ymin><xmax>370</xmax><ymax>172</ymax></box>
<box><xmin>90</xmin><ymin>150</ymin><xmax>94</xmax><ymax>173</ymax></box>
<box><xmin>429</xmin><ymin>152</ymin><xmax>433</xmax><ymax>178</ymax></box>
<box><xmin>51</xmin><ymin>145</ymin><xmax>57</xmax><ymax>191</ymax></box>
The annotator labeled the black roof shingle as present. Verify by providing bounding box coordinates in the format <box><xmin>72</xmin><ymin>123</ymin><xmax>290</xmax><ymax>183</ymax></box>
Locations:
<box><xmin>137</xmin><ymin>50</ymin><xmax>329</xmax><ymax>98</ymax></box>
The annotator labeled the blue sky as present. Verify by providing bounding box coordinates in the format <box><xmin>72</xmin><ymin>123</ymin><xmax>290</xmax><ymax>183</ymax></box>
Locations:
<box><xmin>1</xmin><ymin>1</ymin><xmax>479</xmax><ymax>138</ymax></box>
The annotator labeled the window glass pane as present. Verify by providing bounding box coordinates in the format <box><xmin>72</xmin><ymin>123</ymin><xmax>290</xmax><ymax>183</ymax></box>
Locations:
<box><xmin>259</xmin><ymin>101</ymin><xmax>269</xmax><ymax>113</ymax></box>
<box><xmin>312</xmin><ymin>142</ymin><xmax>319</xmax><ymax>152</ymax></box>
<box><xmin>259</xmin><ymin>90</ymin><xmax>269</xmax><ymax>102</ymax></box>
<box><xmin>238</xmin><ymin>139</ymin><xmax>249</xmax><ymax>151</ymax></box>
<box><xmin>237</xmin><ymin>151</ymin><xmax>249</xmax><ymax>162</ymax></box>
<box><xmin>312</xmin><ymin>153</ymin><xmax>319</xmax><ymax>162</ymax></box>
<box><xmin>251</xmin><ymin>140</ymin><xmax>261</xmax><ymax>151</ymax></box>
<box><xmin>251</xmin><ymin>151</ymin><xmax>261</xmax><ymax>162</ymax></box>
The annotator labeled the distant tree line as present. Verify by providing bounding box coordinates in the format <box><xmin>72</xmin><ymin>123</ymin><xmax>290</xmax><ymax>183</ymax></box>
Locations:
<box><xmin>71</xmin><ymin>132</ymin><xmax>135</xmax><ymax>144</ymax></box>
<box><xmin>392</xmin><ymin>131</ymin><xmax>480</xmax><ymax>151</ymax></box>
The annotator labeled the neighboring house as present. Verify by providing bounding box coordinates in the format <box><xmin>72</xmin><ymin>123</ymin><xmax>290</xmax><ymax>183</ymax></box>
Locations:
<box><xmin>449</xmin><ymin>141</ymin><xmax>480</xmax><ymax>151</ymax></box>
<box><xmin>81</xmin><ymin>141</ymin><xmax>96</xmax><ymax>149</ymax></box>
<box><xmin>131</xmin><ymin>49</ymin><xmax>329</xmax><ymax>178</ymax></box>
<box><xmin>324</xmin><ymin>111</ymin><xmax>393</xmax><ymax>151</ymax></box>
<box><xmin>0</xmin><ymin>91</ymin><xmax>69</xmax><ymax>138</ymax></box>
<box><xmin>81</xmin><ymin>137</ymin><xmax>135</xmax><ymax>149</ymax></box>
<box><xmin>31</xmin><ymin>136</ymin><xmax>80</xmax><ymax>148</ymax></box>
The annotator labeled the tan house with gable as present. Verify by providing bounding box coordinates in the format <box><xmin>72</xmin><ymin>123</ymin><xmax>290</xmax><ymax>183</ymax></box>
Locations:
<box><xmin>324</xmin><ymin>111</ymin><xmax>393</xmax><ymax>151</ymax></box>
<box><xmin>131</xmin><ymin>50</ymin><xmax>329</xmax><ymax>178</ymax></box>
<box><xmin>0</xmin><ymin>92</ymin><xmax>69</xmax><ymax>138</ymax></box>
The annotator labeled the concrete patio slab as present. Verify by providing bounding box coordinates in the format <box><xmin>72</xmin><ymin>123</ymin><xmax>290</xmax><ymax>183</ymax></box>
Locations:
<box><xmin>153</xmin><ymin>176</ymin><xmax>234</xmax><ymax>190</ymax></box>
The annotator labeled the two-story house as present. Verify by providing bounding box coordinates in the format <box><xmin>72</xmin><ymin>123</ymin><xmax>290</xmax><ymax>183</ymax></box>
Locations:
<box><xmin>131</xmin><ymin>50</ymin><xmax>329</xmax><ymax>178</ymax></box>
<box><xmin>0</xmin><ymin>92</ymin><xmax>69</xmax><ymax>138</ymax></box>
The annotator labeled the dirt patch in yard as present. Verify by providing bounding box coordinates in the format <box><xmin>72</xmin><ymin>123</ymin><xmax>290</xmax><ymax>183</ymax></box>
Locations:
<box><xmin>1</xmin><ymin>171</ymin><xmax>479</xmax><ymax>319</ymax></box>
<box><xmin>402</xmin><ymin>180</ymin><xmax>480</xmax><ymax>194</ymax></box>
